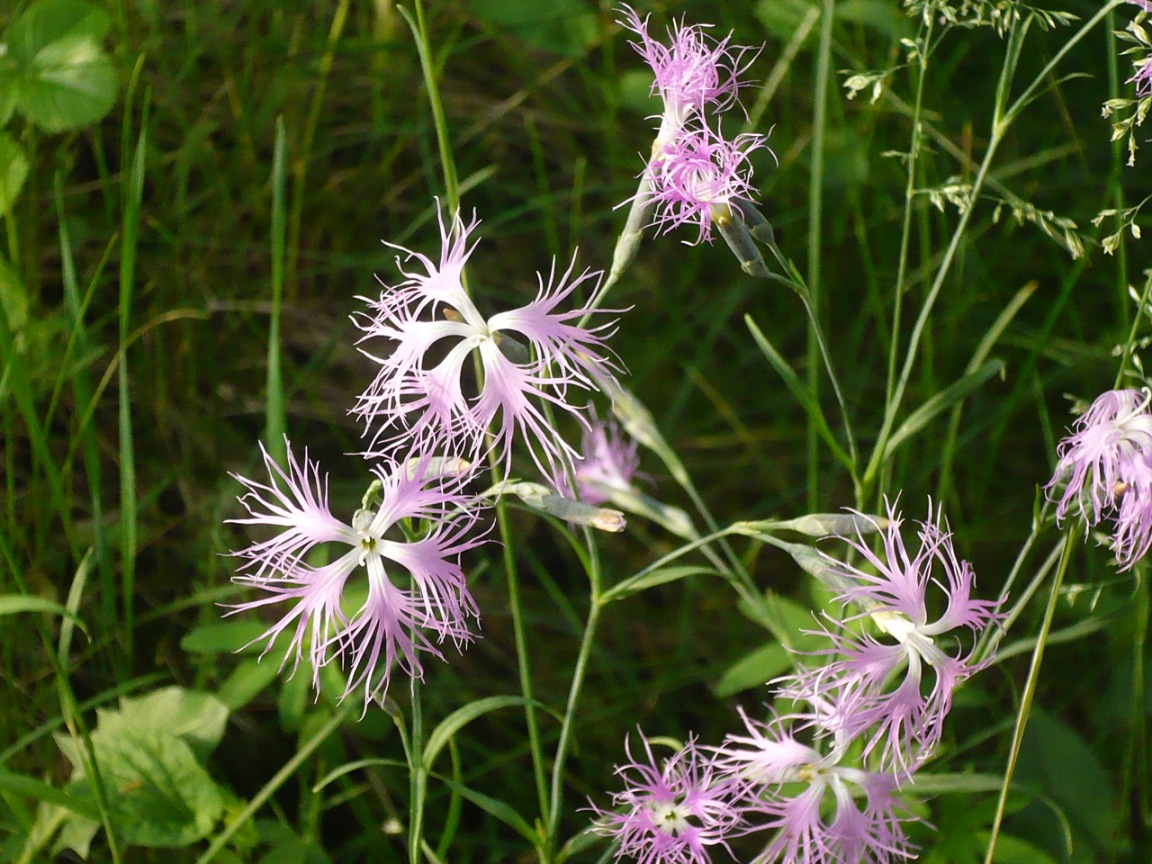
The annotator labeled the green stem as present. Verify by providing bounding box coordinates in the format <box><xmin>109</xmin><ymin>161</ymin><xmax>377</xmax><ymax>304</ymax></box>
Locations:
<box><xmin>805</xmin><ymin>0</ymin><xmax>834</xmax><ymax>510</ymax></box>
<box><xmin>402</xmin><ymin>0</ymin><xmax>461</xmax><ymax>214</ymax></box>
<box><xmin>545</xmin><ymin>533</ymin><xmax>603</xmax><ymax>853</ymax></box>
<box><xmin>495</xmin><ymin>500</ymin><xmax>551</xmax><ymax>831</ymax></box>
<box><xmin>408</xmin><ymin>677</ymin><xmax>425</xmax><ymax>864</ymax></box>
<box><xmin>881</xmin><ymin>14</ymin><xmax>932</xmax><ymax>503</ymax></box>
<box><xmin>983</xmin><ymin>528</ymin><xmax>1076</xmax><ymax>864</ymax></box>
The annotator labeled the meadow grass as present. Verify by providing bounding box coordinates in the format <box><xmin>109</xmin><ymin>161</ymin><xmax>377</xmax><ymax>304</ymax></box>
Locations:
<box><xmin>0</xmin><ymin>0</ymin><xmax>1149</xmax><ymax>862</ymax></box>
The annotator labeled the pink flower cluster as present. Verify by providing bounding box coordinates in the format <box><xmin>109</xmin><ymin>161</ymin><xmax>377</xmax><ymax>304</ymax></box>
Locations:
<box><xmin>226</xmin><ymin>202</ymin><xmax>622</xmax><ymax>708</ymax></box>
<box><xmin>592</xmin><ymin>499</ymin><xmax>1004</xmax><ymax>863</ymax></box>
<box><xmin>1046</xmin><ymin>388</ymin><xmax>1152</xmax><ymax>569</ymax></box>
<box><xmin>620</xmin><ymin>4</ymin><xmax>771</xmax><ymax>244</ymax></box>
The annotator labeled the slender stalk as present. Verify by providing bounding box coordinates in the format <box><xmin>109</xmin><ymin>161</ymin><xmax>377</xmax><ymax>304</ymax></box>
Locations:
<box><xmin>805</xmin><ymin>0</ymin><xmax>834</xmax><ymax>510</ymax></box>
<box><xmin>881</xmin><ymin>13</ymin><xmax>932</xmax><ymax>504</ymax></box>
<box><xmin>983</xmin><ymin>529</ymin><xmax>1075</xmax><ymax>864</ymax></box>
<box><xmin>403</xmin><ymin>0</ymin><xmax>461</xmax><ymax>214</ymax></box>
<box><xmin>545</xmin><ymin>532</ymin><xmax>604</xmax><ymax>853</ymax></box>
<box><xmin>408</xmin><ymin>677</ymin><xmax>425</xmax><ymax>864</ymax></box>
<box><xmin>496</xmin><ymin>500</ymin><xmax>551</xmax><ymax>832</ymax></box>
<box><xmin>1115</xmin><ymin>269</ymin><xmax>1152</xmax><ymax>388</ymax></box>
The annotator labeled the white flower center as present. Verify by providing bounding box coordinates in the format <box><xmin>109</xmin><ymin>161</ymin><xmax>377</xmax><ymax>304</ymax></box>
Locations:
<box><xmin>649</xmin><ymin>801</ymin><xmax>691</xmax><ymax>836</ymax></box>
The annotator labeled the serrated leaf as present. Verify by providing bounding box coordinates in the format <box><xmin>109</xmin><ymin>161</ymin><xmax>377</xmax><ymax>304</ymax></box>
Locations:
<box><xmin>95</xmin><ymin>687</ymin><xmax>229</xmax><ymax>761</ymax></box>
<box><xmin>714</xmin><ymin>643</ymin><xmax>793</xmax><ymax>697</ymax></box>
<box><xmin>67</xmin><ymin>727</ymin><xmax>224</xmax><ymax>847</ymax></box>
<box><xmin>7</xmin><ymin>0</ymin><xmax>117</xmax><ymax>132</ymax></box>
<box><xmin>0</xmin><ymin>133</ymin><xmax>29</xmax><ymax>211</ymax></box>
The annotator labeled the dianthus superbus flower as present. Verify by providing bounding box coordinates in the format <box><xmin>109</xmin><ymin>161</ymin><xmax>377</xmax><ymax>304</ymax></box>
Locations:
<box><xmin>555</xmin><ymin>408</ymin><xmax>642</xmax><ymax>505</ymax></box>
<box><xmin>590</xmin><ymin>732</ymin><xmax>743</xmax><ymax>864</ymax></box>
<box><xmin>354</xmin><ymin>203</ymin><xmax>621</xmax><ymax>473</ymax></box>
<box><xmin>714</xmin><ymin>708</ymin><xmax>916</xmax><ymax>864</ymax></box>
<box><xmin>646</xmin><ymin>126</ymin><xmax>769</xmax><ymax>244</ymax></box>
<box><xmin>778</xmin><ymin>499</ymin><xmax>1003</xmax><ymax>775</ymax></box>
<box><xmin>226</xmin><ymin>440</ymin><xmax>485</xmax><ymax>708</ymax></box>
<box><xmin>1046</xmin><ymin>388</ymin><xmax>1152</xmax><ymax>569</ymax></box>
<box><xmin>620</xmin><ymin>4</ymin><xmax>755</xmax><ymax>147</ymax></box>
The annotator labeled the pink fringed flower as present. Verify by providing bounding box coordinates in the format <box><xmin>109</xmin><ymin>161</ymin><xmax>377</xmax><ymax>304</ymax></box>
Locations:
<box><xmin>620</xmin><ymin>4</ymin><xmax>755</xmax><ymax>145</ymax></box>
<box><xmin>227</xmin><ymin>441</ymin><xmax>485</xmax><ymax>708</ymax></box>
<box><xmin>591</xmin><ymin>732</ymin><xmax>743</xmax><ymax>864</ymax></box>
<box><xmin>778</xmin><ymin>499</ymin><xmax>1003</xmax><ymax>775</ymax></box>
<box><xmin>354</xmin><ymin>203</ymin><xmax>622</xmax><ymax>473</ymax></box>
<box><xmin>1130</xmin><ymin>54</ymin><xmax>1152</xmax><ymax>97</ymax></box>
<box><xmin>714</xmin><ymin>708</ymin><xmax>916</xmax><ymax>864</ymax></box>
<box><xmin>555</xmin><ymin>409</ymin><xmax>642</xmax><ymax>505</ymax></box>
<box><xmin>1046</xmin><ymin>388</ymin><xmax>1152</xmax><ymax>569</ymax></box>
<box><xmin>646</xmin><ymin>127</ymin><xmax>769</xmax><ymax>244</ymax></box>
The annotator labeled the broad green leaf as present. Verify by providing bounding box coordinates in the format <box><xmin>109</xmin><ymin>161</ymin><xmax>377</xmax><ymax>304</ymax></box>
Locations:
<box><xmin>67</xmin><ymin>727</ymin><xmax>224</xmax><ymax>847</ymax></box>
<box><xmin>94</xmin><ymin>687</ymin><xmax>229</xmax><ymax>760</ymax></box>
<box><xmin>1016</xmin><ymin>709</ymin><xmax>1116</xmax><ymax>855</ymax></box>
<box><xmin>714</xmin><ymin>643</ymin><xmax>792</xmax><ymax>697</ymax></box>
<box><xmin>180</xmin><ymin>619</ymin><xmax>269</xmax><ymax>654</ymax></box>
<box><xmin>0</xmin><ymin>593</ymin><xmax>88</xmax><ymax>636</ymax></box>
<box><xmin>736</xmin><ymin>590</ymin><xmax>824</xmax><ymax>652</ymax></box>
<box><xmin>602</xmin><ymin>565</ymin><xmax>718</xmax><ymax>604</ymax></box>
<box><xmin>6</xmin><ymin>0</ymin><xmax>118</xmax><ymax>132</ymax></box>
<box><xmin>217</xmin><ymin>657</ymin><xmax>282</xmax><ymax>712</ymax></box>
<box><xmin>0</xmin><ymin>133</ymin><xmax>29</xmax><ymax>211</ymax></box>
<box><xmin>424</xmin><ymin>696</ymin><xmax>538</xmax><ymax>770</ymax></box>
<box><xmin>883</xmin><ymin>359</ymin><xmax>1005</xmax><ymax>459</ymax></box>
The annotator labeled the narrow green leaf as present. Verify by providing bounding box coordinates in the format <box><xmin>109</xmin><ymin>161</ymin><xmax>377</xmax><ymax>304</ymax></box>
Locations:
<box><xmin>0</xmin><ymin>770</ymin><xmax>100</xmax><ymax>820</ymax></box>
<box><xmin>312</xmin><ymin>758</ymin><xmax>407</xmax><ymax>794</ymax></box>
<box><xmin>216</xmin><ymin>658</ymin><xmax>282</xmax><ymax>712</ymax></box>
<box><xmin>601</xmin><ymin>565</ymin><xmax>718</xmax><ymax>604</ymax></box>
<box><xmin>745</xmin><ymin>315</ymin><xmax>854</xmax><ymax>471</ymax></box>
<box><xmin>435</xmin><ymin>778</ymin><xmax>538</xmax><ymax>844</ymax></box>
<box><xmin>0</xmin><ymin>594</ymin><xmax>88</xmax><ymax>636</ymax></box>
<box><xmin>0</xmin><ymin>133</ymin><xmax>29</xmax><ymax>210</ymax></box>
<box><xmin>423</xmin><ymin>696</ymin><xmax>538</xmax><ymax>771</ymax></box>
<box><xmin>884</xmin><ymin>359</ymin><xmax>1005</xmax><ymax>458</ymax></box>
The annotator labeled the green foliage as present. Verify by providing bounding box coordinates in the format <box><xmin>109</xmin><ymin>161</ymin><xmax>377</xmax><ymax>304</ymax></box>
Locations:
<box><xmin>52</xmin><ymin>688</ymin><xmax>231</xmax><ymax>853</ymax></box>
<box><xmin>0</xmin><ymin>0</ymin><xmax>117</xmax><ymax>133</ymax></box>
